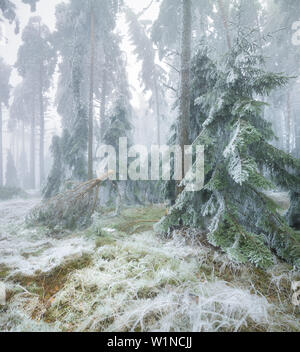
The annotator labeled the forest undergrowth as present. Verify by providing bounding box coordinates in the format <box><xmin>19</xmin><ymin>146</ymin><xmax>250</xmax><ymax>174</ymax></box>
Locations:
<box><xmin>0</xmin><ymin>196</ymin><xmax>300</xmax><ymax>332</ymax></box>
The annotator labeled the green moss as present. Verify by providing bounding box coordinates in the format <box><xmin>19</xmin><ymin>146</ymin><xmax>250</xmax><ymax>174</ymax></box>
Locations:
<box><xmin>95</xmin><ymin>236</ymin><xmax>116</xmax><ymax>248</ymax></box>
<box><xmin>92</xmin><ymin>205</ymin><xmax>166</xmax><ymax>237</ymax></box>
<box><xmin>0</xmin><ymin>264</ymin><xmax>10</xmax><ymax>280</ymax></box>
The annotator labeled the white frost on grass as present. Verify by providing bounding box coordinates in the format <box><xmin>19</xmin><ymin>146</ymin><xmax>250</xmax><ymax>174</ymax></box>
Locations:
<box><xmin>1</xmin><ymin>200</ymin><xmax>299</xmax><ymax>332</ymax></box>
<box><xmin>48</xmin><ymin>231</ymin><xmax>299</xmax><ymax>332</ymax></box>
<box><xmin>0</xmin><ymin>295</ymin><xmax>59</xmax><ymax>332</ymax></box>
<box><xmin>0</xmin><ymin>199</ymin><xmax>95</xmax><ymax>276</ymax></box>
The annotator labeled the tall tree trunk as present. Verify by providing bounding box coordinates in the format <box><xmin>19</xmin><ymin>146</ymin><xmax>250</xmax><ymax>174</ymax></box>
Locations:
<box><xmin>218</xmin><ymin>0</ymin><xmax>231</xmax><ymax>50</ymax></box>
<box><xmin>30</xmin><ymin>101</ymin><xmax>36</xmax><ymax>189</ymax></box>
<box><xmin>153</xmin><ymin>71</ymin><xmax>161</xmax><ymax>145</ymax></box>
<box><xmin>177</xmin><ymin>0</ymin><xmax>192</xmax><ymax>195</ymax></box>
<box><xmin>15</xmin><ymin>121</ymin><xmax>19</xmax><ymax>172</ymax></box>
<box><xmin>286</xmin><ymin>91</ymin><xmax>292</xmax><ymax>154</ymax></box>
<box><xmin>39</xmin><ymin>63</ymin><xmax>45</xmax><ymax>186</ymax></box>
<box><xmin>21</xmin><ymin>119</ymin><xmax>26</xmax><ymax>189</ymax></box>
<box><xmin>88</xmin><ymin>4</ymin><xmax>95</xmax><ymax>180</ymax></box>
<box><xmin>100</xmin><ymin>67</ymin><xmax>107</xmax><ymax>142</ymax></box>
<box><xmin>0</xmin><ymin>103</ymin><xmax>3</xmax><ymax>187</ymax></box>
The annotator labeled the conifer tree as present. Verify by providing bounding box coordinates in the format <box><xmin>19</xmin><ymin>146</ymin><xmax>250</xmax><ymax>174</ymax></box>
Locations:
<box><xmin>10</xmin><ymin>81</ymin><xmax>32</xmax><ymax>189</ymax></box>
<box><xmin>126</xmin><ymin>7</ymin><xmax>166</xmax><ymax>145</ymax></box>
<box><xmin>46</xmin><ymin>0</ymin><xmax>122</xmax><ymax>191</ymax></box>
<box><xmin>43</xmin><ymin>135</ymin><xmax>66</xmax><ymax>199</ymax></box>
<box><xmin>103</xmin><ymin>98</ymin><xmax>133</xmax><ymax>175</ymax></box>
<box><xmin>102</xmin><ymin>97</ymin><xmax>132</xmax><ymax>211</ymax></box>
<box><xmin>16</xmin><ymin>16</ymin><xmax>56</xmax><ymax>187</ymax></box>
<box><xmin>156</xmin><ymin>36</ymin><xmax>300</xmax><ymax>270</ymax></box>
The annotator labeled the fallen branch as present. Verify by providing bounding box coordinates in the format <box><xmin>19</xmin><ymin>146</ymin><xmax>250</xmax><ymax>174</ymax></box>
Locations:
<box><xmin>28</xmin><ymin>171</ymin><xmax>114</xmax><ymax>230</ymax></box>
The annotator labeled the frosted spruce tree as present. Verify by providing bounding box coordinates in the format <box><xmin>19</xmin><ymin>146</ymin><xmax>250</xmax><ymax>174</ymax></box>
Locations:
<box><xmin>102</xmin><ymin>98</ymin><xmax>133</xmax><ymax>210</ymax></box>
<box><xmin>157</xmin><ymin>36</ymin><xmax>300</xmax><ymax>270</ymax></box>
<box><xmin>126</xmin><ymin>7</ymin><xmax>167</xmax><ymax>145</ymax></box>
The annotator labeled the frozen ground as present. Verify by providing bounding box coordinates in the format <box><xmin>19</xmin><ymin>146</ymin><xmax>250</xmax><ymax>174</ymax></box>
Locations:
<box><xmin>0</xmin><ymin>197</ymin><xmax>299</xmax><ymax>332</ymax></box>
<box><xmin>0</xmin><ymin>198</ymin><xmax>40</xmax><ymax>227</ymax></box>
<box><xmin>0</xmin><ymin>198</ymin><xmax>95</xmax><ymax>277</ymax></box>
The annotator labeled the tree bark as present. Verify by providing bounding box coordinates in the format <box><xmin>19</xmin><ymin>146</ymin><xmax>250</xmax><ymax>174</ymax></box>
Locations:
<box><xmin>0</xmin><ymin>103</ymin><xmax>3</xmax><ymax>187</ymax></box>
<box><xmin>21</xmin><ymin>119</ymin><xmax>26</xmax><ymax>189</ymax></box>
<box><xmin>177</xmin><ymin>0</ymin><xmax>192</xmax><ymax>195</ymax></box>
<box><xmin>286</xmin><ymin>91</ymin><xmax>292</xmax><ymax>154</ymax></box>
<box><xmin>88</xmin><ymin>4</ymin><xmax>95</xmax><ymax>180</ymax></box>
<box><xmin>153</xmin><ymin>70</ymin><xmax>161</xmax><ymax>145</ymax></box>
<box><xmin>218</xmin><ymin>0</ymin><xmax>231</xmax><ymax>50</ymax></box>
<box><xmin>100</xmin><ymin>67</ymin><xmax>107</xmax><ymax>142</ymax></box>
<box><xmin>30</xmin><ymin>99</ymin><xmax>36</xmax><ymax>189</ymax></box>
<box><xmin>39</xmin><ymin>62</ymin><xmax>45</xmax><ymax>186</ymax></box>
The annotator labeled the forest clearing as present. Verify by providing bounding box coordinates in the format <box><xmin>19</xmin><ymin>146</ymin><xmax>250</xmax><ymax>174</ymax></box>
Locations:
<box><xmin>1</xmin><ymin>0</ymin><xmax>300</xmax><ymax>334</ymax></box>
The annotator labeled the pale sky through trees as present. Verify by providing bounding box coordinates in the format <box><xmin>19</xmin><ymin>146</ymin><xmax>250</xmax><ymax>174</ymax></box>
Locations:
<box><xmin>0</xmin><ymin>0</ymin><xmax>160</xmax><ymax>109</ymax></box>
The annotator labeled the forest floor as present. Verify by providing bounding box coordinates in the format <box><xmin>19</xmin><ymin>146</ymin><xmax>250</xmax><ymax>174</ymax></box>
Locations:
<box><xmin>0</xmin><ymin>195</ymin><xmax>300</xmax><ymax>332</ymax></box>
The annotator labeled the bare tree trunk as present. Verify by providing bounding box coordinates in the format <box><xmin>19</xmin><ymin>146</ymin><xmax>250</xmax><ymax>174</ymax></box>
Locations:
<box><xmin>286</xmin><ymin>91</ymin><xmax>292</xmax><ymax>154</ymax></box>
<box><xmin>153</xmin><ymin>71</ymin><xmax>161</xmax><ymax>145</ymax></box>
<box><xmin>30</xmin><ymin>101</ymin><xmax>36</xmax><ymax>189</ymax></box>
<box><xmin>88</xmin><ymin>4</ymin><xmax>95</xmax><ymax>180</ymax></box>
<box><xmin>39</xmin><ymin>63</ymin><xmax>45</xmax><ymax>186</ymax></box>
<box><xmin>0</xmin><ymin>103</ymin><xmax>3</xmax><ymax>187</ymax></box>
<box><xmin>100</xmin><ymin>67</ymin><xmax>107</xmax><ymax>142</ymax></box>
<box><xmin>15</xmin><ymin>121</ymin><xmax>19</xmax><ymax>172</ymax></box>
<box><xmin>218</xmin><ymin>0</ymin><xmax>231</xmax><ymax>50</ymax></box>
<box><xmin>21</xmin><ymin>119</ymin><xmax>26</xmax><ymax>189</ymax></box>
<box><xmin>177</xmin><ymin>0</ymin><xmax>192</xmax><ymax>195</ymax></box>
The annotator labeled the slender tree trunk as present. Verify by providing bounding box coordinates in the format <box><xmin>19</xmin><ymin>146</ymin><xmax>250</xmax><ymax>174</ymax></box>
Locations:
<box><xmin>177</xmin><ymin>0</ymin><xmax>192</xmax><ymax>195</ymax></box>
<box><xmin>0</xmin><ymin>103</ymin><xmax>3</xmax><ymax>187</ymax></box>
<box><xmin>15</xmin><ymin>122</ymin><xmax>19</xmax><ymax>173</ymax></box>
<box><xmin>256</xmin><ymin>13</ymin><xmax>263</xmax><ymax>55</ymax></box>
<box><xmin>286</xmin><ymin>91</ymin><xmax>292</xmax><ymax>154</ymax></box>
<box><xmin>22</xmin><ymin>120</ymin><xmax>25</xmax><ymax>156</ymax></box>
<box><xmin>153</xmin><ymin>71</ymin><xmax>161</xmax><ymax>145</ymax></box>
<box><xmin>218</xmin><ymin>0</ymin><xmax>231</xmax><ymax>50</ymax></box>
<box><xmin>21</xmin><ymin>119</ymin><xmax>26</xmax><ymax>189</ymax></box>
<box><xmin>100</xmin><ymin>67</ymin><xmax>107</xmax><ymax>142</ymax></box>
<box><xmin>88</xmin><ymin>5</ymin><xmax>95</xmax><ymax>180</ymax></box>
<box><xmin>30</xmin><ymin>101</ymin><xmax>36</xmax><ymax>189</ymax></box>
<box><xmin>39</xmin><ymin>63</ymin><xmax>45</xmax><ymax>186</ymax></box>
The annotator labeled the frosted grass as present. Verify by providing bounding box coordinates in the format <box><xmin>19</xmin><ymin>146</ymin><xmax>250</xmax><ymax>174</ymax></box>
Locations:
<box><xmin>47</xmin><ymin>231</ymin><xmax>300</xmax><ymax>332</ymax></box>
<box><xmin>0</xmin><ymin>199</ymin><xmax>95</xmax><ymax>277</ymax></box>
<box><xmin>1</xmin><ymin>200</ymin><xmax>299</xmax><ymax>332</ymax></box>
